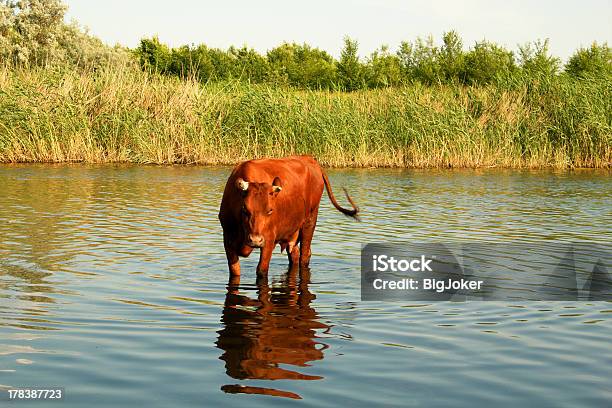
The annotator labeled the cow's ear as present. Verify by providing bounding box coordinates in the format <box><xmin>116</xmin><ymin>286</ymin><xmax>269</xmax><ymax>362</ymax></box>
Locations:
<box><xmin>271</xmin><ymin>177</ymin><xmax>282</xmax><ymax>195</ymax></box>
<box><xmin>235</xmin><ymin>178</ymin><xmax>249</xmax><ymax>191</ymax></box>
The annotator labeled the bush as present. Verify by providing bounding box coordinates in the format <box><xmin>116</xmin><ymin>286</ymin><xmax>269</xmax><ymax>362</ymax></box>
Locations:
<box><xmin>397</xmin><ymin>36</ymin><xmax>442</xmax><ymax>85</ymax></box>
<box><xmin>462</xmin><ymin>41</ymin><xmax>516</xmax><ymax>85</ymax></box>
<box><xmin>229</xmin><ymin>46</ymin><xmax>269</xmax><ymax>83</ymax></box>
<box><xmin>337</xmin><ymin>37</ymin><xmax>365</xmax><ymax>90</ymax></box>
<box><xmin>366</xmin><ymin>45</ymin><xmax>402</xmax><ymax>88</ymax></box>
<box><xmin>0</xmin><ymin>0</ymin><xmax>127</xmax><ymax>68</ymax></box>
<box><xmin>565</xmin><ymin>42</ymin><xmax>611</xmax><ymax>79</ymax></box>
<box><xmin>267</xmin><ymin>42</ymin><xmax>336</xmax><ymax>89</ymax></box>
<box><xmin>439</xmin><ymin>31</ymin><xmax>465</xmax><ymax>83</ymax></box>
<box><xmin>132</xmin><ymin>32</ymin><xmax>612</xmax><ymax>91</ymax></box>
<box><xmin>518</xmin><ymin>39</ymin><xmax>560</xmax><ymax>78</ymax></box>
<box><xmin>3</xmin><ymin>1</ymin><xmax>611</xmax><ymax>92</ymax></box>
<box><xmin>136</xmin><ymin>36</ymin><xmax>172</xmax><ymax>73</ymax></box>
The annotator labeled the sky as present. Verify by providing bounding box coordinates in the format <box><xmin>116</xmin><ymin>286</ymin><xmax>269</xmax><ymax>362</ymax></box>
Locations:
<box><xmin>64</xmin><ymin>0</ymin><xmax>612</xmax><ymax>61</ymax></box>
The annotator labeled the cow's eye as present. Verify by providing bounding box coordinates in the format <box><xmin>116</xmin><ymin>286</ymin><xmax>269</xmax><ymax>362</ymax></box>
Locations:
<box><xmin>267</xmin><ymin>209</ymin><xmax>274</xmax><ymax>215</ymax></box>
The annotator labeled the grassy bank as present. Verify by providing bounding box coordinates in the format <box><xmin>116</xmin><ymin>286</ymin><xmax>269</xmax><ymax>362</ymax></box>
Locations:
<box><xmin>0</xmin><ymin>65</ymin><xmax>610</xmax><ymax>168</ymax></box>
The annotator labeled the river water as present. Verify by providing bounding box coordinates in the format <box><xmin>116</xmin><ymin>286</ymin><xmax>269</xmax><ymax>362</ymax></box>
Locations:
<box><xmin>0</xmin><ymin>164</ymin><xmax>610</xmax><ymax>407</ymax></box>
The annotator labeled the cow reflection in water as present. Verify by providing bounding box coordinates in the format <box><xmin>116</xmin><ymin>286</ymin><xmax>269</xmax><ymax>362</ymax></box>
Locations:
<box><xmin>216</xmin><ymin>268</ymin><xmax>329</xmax><ymax>399</ymax></box>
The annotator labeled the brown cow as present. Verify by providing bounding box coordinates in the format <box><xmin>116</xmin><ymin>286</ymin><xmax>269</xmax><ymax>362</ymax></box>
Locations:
<box><xmin>218</xmin><ymin>155</ymin><xmax>359</xmax><ymax>275</ymax></box>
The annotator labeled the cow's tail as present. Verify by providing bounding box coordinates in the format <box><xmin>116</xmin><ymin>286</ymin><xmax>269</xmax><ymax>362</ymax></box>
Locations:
<box><xmin>322</xmin><ymin>170</ymin><xmax>360</xmax><ymax>220</ymax></box>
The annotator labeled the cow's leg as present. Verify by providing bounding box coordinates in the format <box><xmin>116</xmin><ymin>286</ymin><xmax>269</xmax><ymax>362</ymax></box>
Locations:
<box><xmin>256</xmin><ymin>242</ymin><xmax>275</xmax><ymax>276</ymax></box>
<box><xmin>224</xmin><ymin>237</ymin><xmax>241</xmax><ymax>276</ymax></box>
<box><xmin>299</xmin><ymin>207</ymin><xmax>319</xmax><ymax>268</ymax></box>
<box><xmin>288</xmin><ymin>245</ymin><xmax>300</xmax><ymax>266</ymax></box>
<box><xmin>287</xmin><ymin>230</ymin><xmax>300</xmax><ymax>266</ymax></box>
<box><xmin>227</xmin><ymin>274</ymin><xmax>240</xmax><ymax>292</ymax></box>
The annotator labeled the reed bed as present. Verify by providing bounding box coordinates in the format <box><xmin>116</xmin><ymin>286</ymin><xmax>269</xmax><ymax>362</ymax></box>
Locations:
<box><xmin>0</xmin><ymin>65</ymin><xmax>609</xmax><ymax>168</ymax></box>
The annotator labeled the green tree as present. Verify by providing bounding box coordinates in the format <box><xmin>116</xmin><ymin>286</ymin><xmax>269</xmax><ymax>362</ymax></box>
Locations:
<box><xmin>0</xmin><ymin>2</ymin><xmax>17</xmax><ymax>62</ymax></box>
<box><xmin>0</xmin><ymin>0</ymin><xmax>66</xmax><ymax>65</ymax></box>
<box><xmin>267</xmin><ymin>42</ymin><xmax>336</xmax><ymax>89</ymax></box>
<box><xmin>229</xmin><ymin>46</ymin><xmax>269</xmax><ymax>83</ymax></box>
<box><xmin>136</xmin><ymin>36</ymin><xmax>172</xmax><ymax>73</ymax></box>
<box><xmin>337</xmin><ymin>37</ymin><xmax>365</xmax><ymax>90</ymax></box>
<box><xmin>186</xmin><ymin>44</ymin><xmax>213</xmax><ymax>82</ymax></box>
<box><xmin>366</xmin><ymin>45</ymin><xmax>402</xmax><ymax>88</ymax></box>
<box><xmin>462</xmin><ymin>41</ymin><xmax>516</xmax><ymax>85</ymax></box>
<box><xmin>410</xmin><ymin>36</ymin><xmax>442</xmax><ymax>84</ymax></box>
<box><xmin>518</xmin><ymin>39</ymin><xmax>560</xmax><ymax>77</ymax></box>
<box><xmin>1</xmin><ymin>0</ymin><xmax>126</xmax><ymax>67</ymax></box>
<box><xmin>565</xmin><ymin>42</ymin><xmax>611</xmax><ymax>79</ymax></box>
<box><xmin>439</xmin><ymin>30</ymin><xmax>465</xmax><ymax>82</ymax></box>
<box><xmin>396</xmin><ymin>40</ymin><xmax>414</xmax><ymax>81</ymax></box>
<box><xmin>207</xmin><ymin>47</ymin><xmax>234</xmax><ymax>80</ymax></box>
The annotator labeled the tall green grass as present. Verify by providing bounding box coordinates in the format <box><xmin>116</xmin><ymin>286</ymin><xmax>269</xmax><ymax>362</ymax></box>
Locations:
<box><xmin>0</xmin><ymin>65</ymin><xmax>609</xmax><ymax>168</ymax></box>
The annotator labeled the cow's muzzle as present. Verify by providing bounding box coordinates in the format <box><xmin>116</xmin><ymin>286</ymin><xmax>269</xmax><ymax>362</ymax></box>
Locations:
<box><xmin>247</xmin><ymin>234</ymin><xmax>265</xmax><ymax>248</ymax></box>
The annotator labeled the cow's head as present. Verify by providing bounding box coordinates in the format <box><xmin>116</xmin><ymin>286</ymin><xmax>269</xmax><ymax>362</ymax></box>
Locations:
<box><xmin>235</xmin><ymin>177</ymin><xmax>282</xmax><ymax>248</ymax></box>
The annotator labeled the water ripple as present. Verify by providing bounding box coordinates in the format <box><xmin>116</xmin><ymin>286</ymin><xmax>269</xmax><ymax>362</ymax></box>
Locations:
<box><xmin>0</xmin><ymin>165</ymin><xmax>610</xmax><ymax>407</ymax></box>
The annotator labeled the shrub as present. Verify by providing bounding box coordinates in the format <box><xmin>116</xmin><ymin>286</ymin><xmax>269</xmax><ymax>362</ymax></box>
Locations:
<box><xmin>565</xmin><ymin>42</ymin><xmax>611</xmax><ymax>79</ymax></box>
<box><xmin>366</xmin><ymin>45</ymin><xmax>402</xmax><ymax>88</ymax></box>
<box><xmin>518</xmin><ymin>39</ymin><xmax>560</xmax><ymax>78</ymax></box>
<box><xmin>267</xmin><ymin>42</ymin><xmax>337</xmax><ymax>89</ymax></box>
<box><xmin>0</xmin><ymin>0</ymin><xmax>127</xmax><ymax>68</ymax></box>
<box><xmin>337</xmin><ymin>37</ymin><xmax>365</xmax><ymax>90</ymax></box>
<box><xmin>462</xmin><ymin>40</ymin><xmax>516</xmax><ymax>85</ymax></box>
